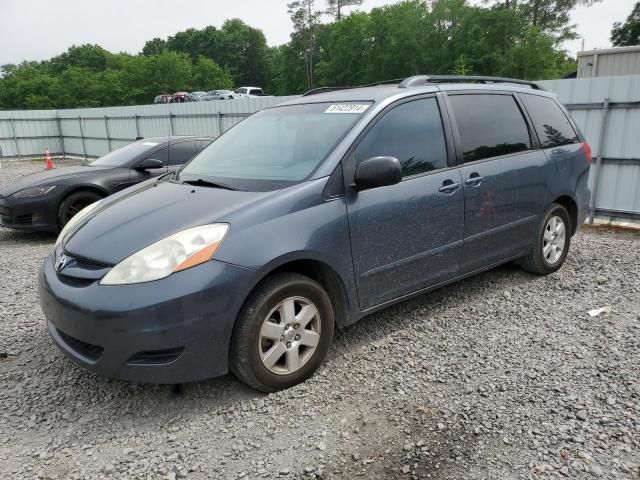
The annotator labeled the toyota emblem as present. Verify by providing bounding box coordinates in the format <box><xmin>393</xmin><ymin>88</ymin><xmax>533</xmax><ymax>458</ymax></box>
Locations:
<box><xmin>55</xmin><ymin>254</ymin><xmax>68</xmax><ymax>272</ymax></box>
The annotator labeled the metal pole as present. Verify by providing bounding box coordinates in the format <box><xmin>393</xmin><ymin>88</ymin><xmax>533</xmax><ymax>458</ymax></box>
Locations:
<box><xmin>217</xmin><ymin>113</ymin><xmax>224</xmax><ymax>137</ymax></box>
<box><xmin>10</xmin><ymin>117</ymin><xmax>21</xmax><ymax>160</ymax></box>
<box><xmin>104</xmin><ymin>115</ymin><xmax>112</xmax><ymax>151</ymax></box>
<box><xmin>56</xmin><ymin>113</ymin><xmax>66</xmax><ymax>159</ymax></box>
<box><xmin>134</xmin><ymin>114</ymin><xmax>141</xmax><ymax>139</ymax></box>
<box><xmin>78</xmin><ymin>116</ymin><xmax>88</xmax><ymax>160</ymax></box>
<box><xmin>588</xmin><ymin>97</ymin><xmax>610</xmax><ymax>225</ymax></box>
<box><xmin>168</xmin><ymin>113</ymin><xmax>174</xmax><ymax>136</ymax></box>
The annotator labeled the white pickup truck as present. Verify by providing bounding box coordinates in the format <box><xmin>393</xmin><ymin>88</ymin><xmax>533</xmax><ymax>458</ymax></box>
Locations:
<box><xmin>234</xmin><ymin>87</ymin><xmax>272</xmax><ymax>98</ymax></box>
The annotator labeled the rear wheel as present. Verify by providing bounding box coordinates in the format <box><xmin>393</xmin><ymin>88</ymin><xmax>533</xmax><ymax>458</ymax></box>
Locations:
<box><xmin>518</xmin><ymin>203</ymin><xmax>571</xmax><ymax>275</ymax></box>
<box><xmin>229</xmin><ymin>273</ymin><xmax>334</xmax><ymax>392</ymax></box>
<box><xmin>57</xmin><ymin>190</ymin><xmax>103</xmax><ymax>230</ymax></box>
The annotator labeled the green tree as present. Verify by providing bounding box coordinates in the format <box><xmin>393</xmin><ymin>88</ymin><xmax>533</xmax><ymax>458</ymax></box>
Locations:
<box><xmin>326</xmin><ymin>0</ymin><xmax>364</xmax><ymax>21</ymax></box>
<box><xmin>49</xmin><ymin>44</ymin><xmax>110</xmax><ymax>74</ymax></box>
<box><xmin>288</xmin><ymin>0</ymin><xmax>323</xmax><ymax>90</ymax></box>
<box><xmin>141</xmin><ymin>38</ymin><xmax>167</xmax><ymax>56</ymax></box>
<box><xmin>192</xmin><ymin>56</ymin><xmax>234</xmax><ymax>90</ymax></box>
<box><xmin>491</xmin><ymin>0</ymin><xmax>602</xmax><ymax>41</ymax></box>
<box><xmin>611</xmin><ymin>2</ymin><xmax>640</xmax><ymax>46</ymax></box>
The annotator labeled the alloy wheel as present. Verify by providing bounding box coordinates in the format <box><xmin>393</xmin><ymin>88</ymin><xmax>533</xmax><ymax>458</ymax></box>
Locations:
<box><xmin>543</xmin><ymin>215</ymin><xmax>566</xmax><ymax>265</ymax></box>
<box><xmin>258</xmin><ymin>296</ymin><xmax>321</xmax><ymax>375</ymax></box>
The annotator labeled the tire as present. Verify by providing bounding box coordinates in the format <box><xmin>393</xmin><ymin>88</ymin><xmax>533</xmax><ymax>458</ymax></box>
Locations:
<box><xmin>518</xmin><ymin>203</ymin><xmax>571</xmax><ymax>275</ymax></box>
<box><xmin>57</xmin><ymin>190</ymin><xmax>103</xmax><ymax>230</ymax></box>
<box><xmin>229</xmin><ymin>273</ymin><xmax>334</xmax><ymax>392</ymax></box>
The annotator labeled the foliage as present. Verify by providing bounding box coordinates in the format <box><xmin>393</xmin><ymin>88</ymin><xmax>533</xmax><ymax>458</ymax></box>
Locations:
<box><xmin>489</xmin><ymin>0</ymin><xmax>602</xmax><ymax>41</ymax></box>
<box><xmin>0</xmin><ymin>50</ymin><xmax>231</xmax><ymax>109</ymax></box>
<box><xmin>611</xmin><ymin>2</ymin><xmax>640</xmax><ymax>47</ymax></box>
<box><xmin>272</xmin><ymin>0</ymin><xmax>578</xmax><ymax>95</ymax></box>
<box><xmin>326</xmin><ymin>0</ymin><xmax>365</xmax><ymax>20</ymax></box>
<box><xmin>288</xmin><ymin>0</ymin><xmax>323</xmax><ymax>90</ymax></box>
<box><xmin>0</xmin><ymin>0</ymin><xmax>596</xmax><ymax>109</ymax></box>
<box><xmin>141</xmin><ymin>20</ymin><xmax>269</xmax><ymax>86</ymax></box>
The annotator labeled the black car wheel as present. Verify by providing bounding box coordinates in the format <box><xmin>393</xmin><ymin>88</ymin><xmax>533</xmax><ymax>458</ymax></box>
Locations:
<box><xmin>518</xmin><ymin>203</ymin><xmax>571</xmax><ymax>275</ymax></box>
<box><xmin>58</xmin><ymin>190</ymin><xmax>103</xmax><ymax>230</ymax></box>
<box><xmin>229</xmin><ymin>273</ymin><xmax>334</xmax><ymax>392</ymax></box>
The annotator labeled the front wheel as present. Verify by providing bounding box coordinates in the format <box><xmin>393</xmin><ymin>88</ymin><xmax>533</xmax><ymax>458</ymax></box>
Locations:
<box><xmin>57</xmin><ymin>190</ymin><xmax>103</xmax><ymax>230</ymax></box>
<box><xmin>229</xmin><ymin>273</ymin><xmax>334</xmax><ymax>392</ymax></box>
<box><xmin>518</xmin><ymin>203</ymin><xmax>571</xmax><ymax>275</ymax></box>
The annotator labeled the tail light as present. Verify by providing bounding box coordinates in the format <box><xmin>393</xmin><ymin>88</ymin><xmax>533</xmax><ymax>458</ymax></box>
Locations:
<box><xmin>582</xmin><ymin>142</ymin><xmax>593</xmax><ymax>163</ymax></box>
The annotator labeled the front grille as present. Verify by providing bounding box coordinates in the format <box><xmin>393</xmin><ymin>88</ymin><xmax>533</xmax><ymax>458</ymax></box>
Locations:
<box><xmin>57</xmin><ymin>252</ymin><xmax>112</xmax><ymax>285</ymax></box>
<box><xmin>127</xmin><ymin>348</ymin><xmax>184</xmax><ymax>366</ymax></box>
<box><xmin>56</xmin><ymin>328</ymin><xmax>104</xmax><ymax>361</ymax></box>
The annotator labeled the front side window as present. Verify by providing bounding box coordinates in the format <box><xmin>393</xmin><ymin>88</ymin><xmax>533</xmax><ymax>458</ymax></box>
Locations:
<box><xmin>520</xmin><ymin>94</ymin><xmax>579</xmax><ymax>148</ymax></box>
<box><xmin>180</xmin><ymin>102</ymin><xmax>369</xmax><ymax>188</ymax></box>
<box><xmin>354</xmin><ymin>98</ymin><xmax>448</xmax><ymax>177</ymax></box>
<box><xmin>448</xmin><ymin>94</ymin><xmax>532</xmax><ymax>163</ymax></box>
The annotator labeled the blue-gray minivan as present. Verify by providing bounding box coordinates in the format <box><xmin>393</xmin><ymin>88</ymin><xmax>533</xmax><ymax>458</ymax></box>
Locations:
<box><xmin>39</xmin><ymin>76</ymin><xmax>592</xmax><ymax>392</ymax></box>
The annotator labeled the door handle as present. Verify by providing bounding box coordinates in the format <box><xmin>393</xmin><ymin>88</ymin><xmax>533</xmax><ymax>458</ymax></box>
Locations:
<box><xmin>438</xmin><ymin>181</ymin><xmax>461</xmax><ymax>194</ymax></box>
<box><xmin>464</xmin><ymin>175</ymin><xmax>484</xmax><ymax>186</ymax></box>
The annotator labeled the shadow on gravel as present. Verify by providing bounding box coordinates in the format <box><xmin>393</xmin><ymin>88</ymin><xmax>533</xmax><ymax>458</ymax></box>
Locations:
<box><xmin>23</xmin><ymin>261</ymin><xmax>544</xmax><ymax>422</ymax></box>
<box><xmin>0</xmin><ymin>229</ymin><xmax>56</xmax><ymax>244</ymax></box>
<box><xmin>0</xmin><ymin>255</ymin><xmax>546</xmax><ymax>438</ymax></box>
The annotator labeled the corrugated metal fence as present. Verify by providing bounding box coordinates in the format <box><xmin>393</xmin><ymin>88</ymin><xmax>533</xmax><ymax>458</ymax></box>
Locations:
<box><xmin>1</xmin><ymin>76</ymin><xmax>639</xmax><ymax>219</ymax></box>
<box><xmin>539</xmin><ymin>75</ymin><xmax>640</xmax><ymax>220</ymax></box>
<box><xmin>0</xmin><ymin>96</ymin><xmax>298</xmax><ymax>159</ymax></box>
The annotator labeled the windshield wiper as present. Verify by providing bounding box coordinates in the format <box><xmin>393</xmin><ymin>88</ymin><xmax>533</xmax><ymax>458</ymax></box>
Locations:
<box><xmin>181</xmin><ymin>178</ymin><xmax>239</xmax><ymax>191</ymax></box>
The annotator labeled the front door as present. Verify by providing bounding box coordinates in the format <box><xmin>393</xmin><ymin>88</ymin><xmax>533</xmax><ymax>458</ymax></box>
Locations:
<box><xmin>346</xmin><ymin>97</ymin><xmax>464</xmax><ymax>309</ymax></box>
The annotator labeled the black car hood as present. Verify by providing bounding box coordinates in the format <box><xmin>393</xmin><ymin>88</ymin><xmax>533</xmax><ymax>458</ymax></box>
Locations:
<box><xmin>0</xmin><ymin>165</ymin><xmax>112</xmax><ymax>197</ymax></box>
<box><xmin>64</xmin><ymin>180</ymin><xmax>274</xmax><ymax>265</ymax></box>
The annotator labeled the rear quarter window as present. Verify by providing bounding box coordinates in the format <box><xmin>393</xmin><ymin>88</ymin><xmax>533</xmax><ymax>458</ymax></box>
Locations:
<box><xmin>520</xmin><ymin>94</ymin><xmax>579</xmax><ymax>148</ymax></box>
<box><xmin>448</xmin><ymin>94</ymin><xmax>532</xmax><ymax>163</ymax></box>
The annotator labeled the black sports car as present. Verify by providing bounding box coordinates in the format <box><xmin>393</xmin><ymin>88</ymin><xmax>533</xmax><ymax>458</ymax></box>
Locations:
<box><xmin>0</xmin><ymin>136</ymin><xmax>212</xmax><ymax>232</ymax></box>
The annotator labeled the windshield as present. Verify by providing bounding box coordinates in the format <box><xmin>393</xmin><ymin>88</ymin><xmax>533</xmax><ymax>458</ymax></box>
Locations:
<box><xmin>90</xmin><ymin>140</ymin><xmax>161</xmax><ymax>167</ymax></box>
<box><xmin>180</xmin><ymin>102</ymin><xmax>370</xmax><ymax>186</ymax></box>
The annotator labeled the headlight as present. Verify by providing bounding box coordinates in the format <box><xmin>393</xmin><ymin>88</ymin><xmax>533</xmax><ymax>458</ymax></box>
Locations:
<box><xmin>100</xmin><ymin>224</ymin><xmax>229</xmax><ymax>286</ymax></box>
<box><xmin>13</xmin><ymin>185</ymin><xmax>56</xmax><ymax>198</ymax></box>
<box><xmin>55</xmin><ymin>201</ymin><xmax>101</xmax><ymax>247</ymax></box>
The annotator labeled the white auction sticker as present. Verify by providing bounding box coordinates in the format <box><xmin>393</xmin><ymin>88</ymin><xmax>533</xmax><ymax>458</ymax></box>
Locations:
<box><xmin>142</xmin><ymin>142</ymin><xmax>159</xmax><ymax>146</ymax></box>
<box><xmin>325</xmin><ymin>104</ymin><xmax>370</xmax><ymax>114</ymax></box>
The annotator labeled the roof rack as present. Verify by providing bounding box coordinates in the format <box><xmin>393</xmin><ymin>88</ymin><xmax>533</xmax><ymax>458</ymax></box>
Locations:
<box><xmin>302</xmin><ymin>79</ymin><xmax>404</xmax><ymax>96</ymax></box>
<box><xmin>303</xmin><ymin>87</ymin><xmax>352</xmax><ymax>97</ymax></box>
<box><xmin>399</xmin><ymin>75</ymin><xmax>544</xmax><ymax>90</ymax></box>
<box><xmin>301</xmin><ymin>75</ymin><xmax>543</xmax><ymax>97</ymax></box>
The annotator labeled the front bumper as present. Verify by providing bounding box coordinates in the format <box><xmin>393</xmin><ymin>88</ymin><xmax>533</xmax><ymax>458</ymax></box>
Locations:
<box><xmin>38</xmin><ymin>250</ymin><xmax>259</xmax><ymax>383</ymax></box>
<box><xmin>0</xmin><ymin>195</ymin><xmax>58</xmax><ymax>232</ymax></box>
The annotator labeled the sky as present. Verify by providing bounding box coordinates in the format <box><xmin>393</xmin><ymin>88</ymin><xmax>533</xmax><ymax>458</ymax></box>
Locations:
<box><xmin>0</xmin><ymin>0</ymin><xmax>635</xmax><ymax>66</ymax></box>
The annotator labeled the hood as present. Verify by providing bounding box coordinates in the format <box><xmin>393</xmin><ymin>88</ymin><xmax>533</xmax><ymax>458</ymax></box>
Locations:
<box><xmin>0</xmin><ymin>165</ymin><xmax>112</xmax><ymax>197</ymax></box>
<box><xmin>64</xmin><ymin>180</ymin><xmax>274</xmax><ymax>265</ymax></box>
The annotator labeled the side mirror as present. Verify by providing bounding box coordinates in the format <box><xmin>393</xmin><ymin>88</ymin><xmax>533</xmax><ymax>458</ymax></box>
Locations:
<box><xmin>136</xmin><ymin>158</ymin><xmax>164</xmax><ymax>171</ymax></box>
<box><xmin>353</xmin><ymin>156</ymin><xmax>402</xmax><ymax>190</ymax></box>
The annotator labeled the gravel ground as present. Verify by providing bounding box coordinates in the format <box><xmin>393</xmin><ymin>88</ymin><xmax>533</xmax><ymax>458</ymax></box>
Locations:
<box><xmin>1</xmin><ymin>160</ymin><xmax>639</xmax><ymax>480</ymax></box>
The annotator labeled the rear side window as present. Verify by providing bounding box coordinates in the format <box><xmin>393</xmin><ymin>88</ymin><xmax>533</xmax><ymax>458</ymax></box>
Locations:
<box><xmin>448</xmin><ymin>94</ymin><xmax>531</xmax><ymax>163</ymax></box>
<box><xmin>354</xmin><ymin>98</ymin><xmax>447</xmax><ymax>177</ymax></box>
<box><xmin>520</xmin><ymin>94</ymin><xmax>579</xmax><ymax>148</ymax></box>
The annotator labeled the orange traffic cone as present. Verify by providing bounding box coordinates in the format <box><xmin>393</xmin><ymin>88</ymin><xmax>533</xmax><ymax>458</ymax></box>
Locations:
<box><xmin>45</xmin><ymin>147</ymin><xmax>54</xmax><ymax>170</ymax></box>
